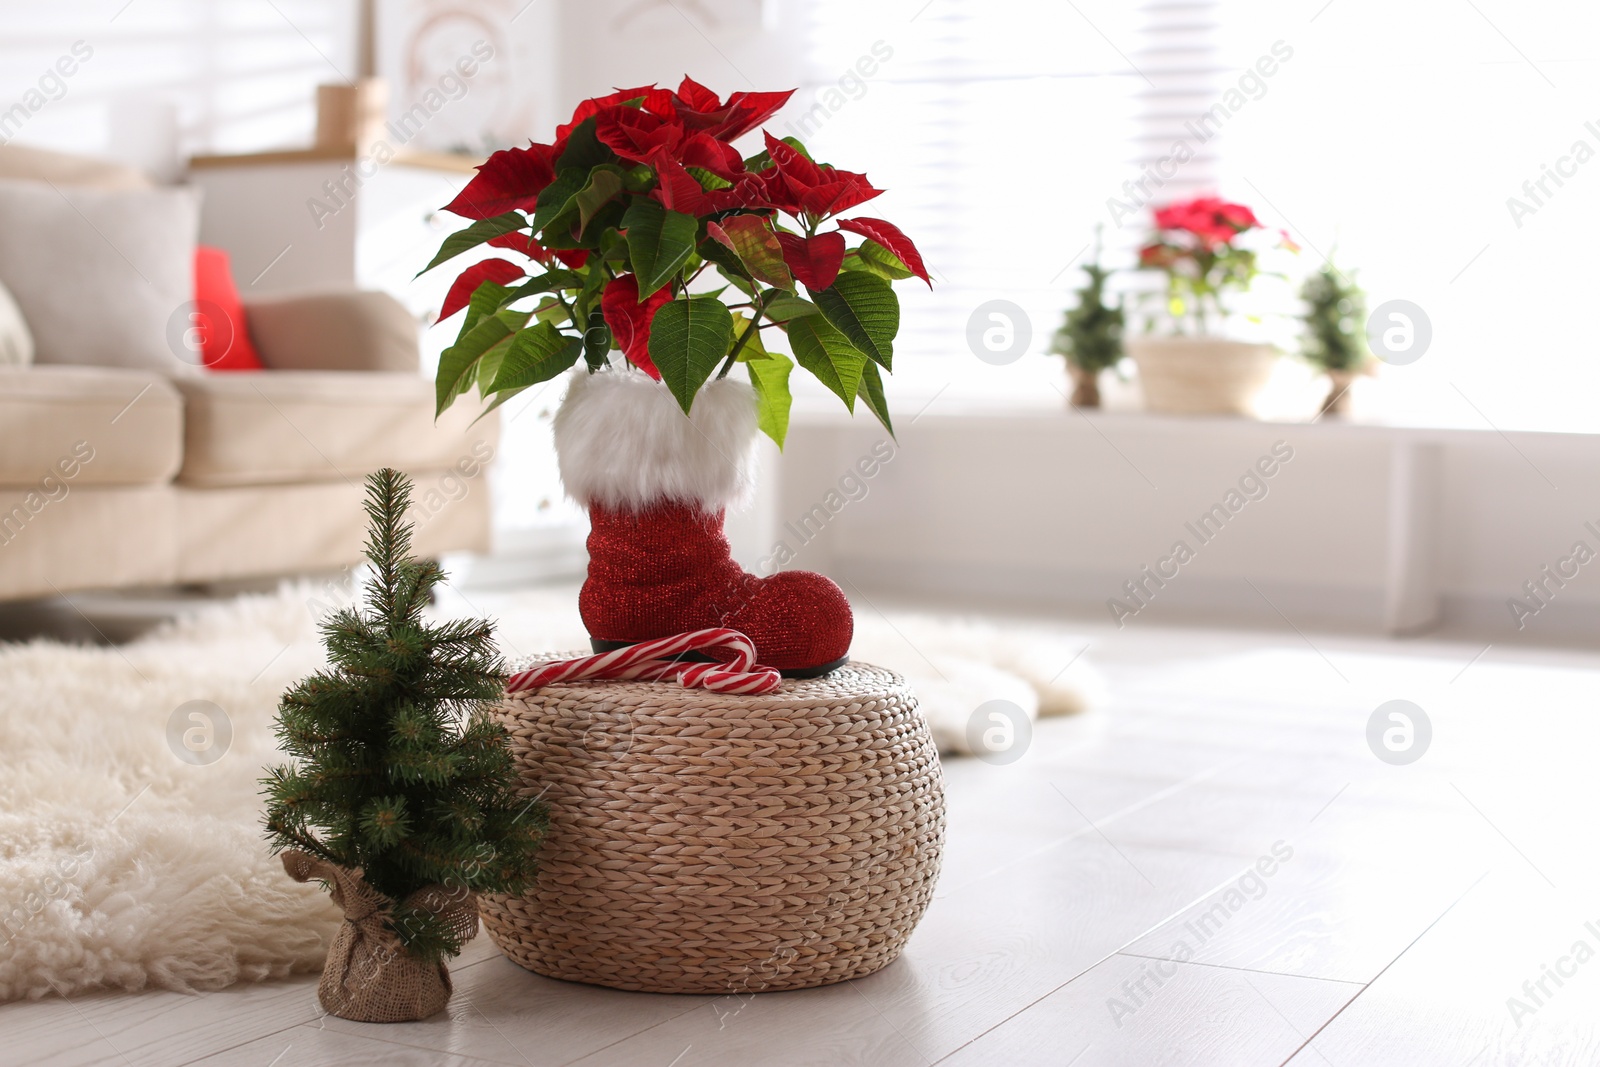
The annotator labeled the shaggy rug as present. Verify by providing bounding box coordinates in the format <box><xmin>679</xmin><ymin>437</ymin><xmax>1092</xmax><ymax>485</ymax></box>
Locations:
<box><xmin>0</xmin><ymin>583</ymin><xmax>1101</xmax><ymax>1002</ymax></box>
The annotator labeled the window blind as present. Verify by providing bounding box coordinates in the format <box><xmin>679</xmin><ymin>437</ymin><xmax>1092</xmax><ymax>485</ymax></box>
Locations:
<box><xmin>794</xmin><ymin>0</ymin><xmax>1148</xmax><ymax>409</ymax></box>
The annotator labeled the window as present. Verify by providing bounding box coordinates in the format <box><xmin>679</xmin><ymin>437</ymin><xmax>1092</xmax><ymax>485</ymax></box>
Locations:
<box><xmin>798</xmin><ymin>0</ymin><xmax>1600</xmax><ymax>431</ymax></box>
<box><xmin>796</xmin><ymin>0</ymin><xmax>1146</xmax><ymax>411</ymax></box>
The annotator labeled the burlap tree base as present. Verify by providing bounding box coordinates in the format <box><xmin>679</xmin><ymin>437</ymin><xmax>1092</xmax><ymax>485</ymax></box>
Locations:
<box><xmin>283</xmin><ymin>852</ymin><xmax>478</xmax><ymax>1023</ymax></box>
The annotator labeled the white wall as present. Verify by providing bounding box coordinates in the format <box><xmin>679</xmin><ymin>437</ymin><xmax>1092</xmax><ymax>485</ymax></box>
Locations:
<box><xmin>551</xmin><ymin>1</ymin><xmax>806</xmax><ymax>116</ymax></box>
<box><xmin>0</xmin><ymin>1</ymin><xmax>563</xmax><ymax>171</ymax></box>
<box><xmin>0</xmin><ymin>1</ymin><xmax>357</xmax><ymax>172</ymax></box>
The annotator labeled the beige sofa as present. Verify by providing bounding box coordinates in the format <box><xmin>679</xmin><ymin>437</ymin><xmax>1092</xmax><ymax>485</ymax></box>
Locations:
<box><xmin>0</xmin><ymin>147</ymin><xmax>495</xmax><ymax>602</ymax></box>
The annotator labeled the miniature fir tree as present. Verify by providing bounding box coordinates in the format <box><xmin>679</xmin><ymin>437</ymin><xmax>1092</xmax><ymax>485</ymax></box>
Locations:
<box><xmin>1299</xmin><ymin>262</ymin><xmax>1370</xmax><ymax>416</ymax></box>
<box><xmin>1050</xmin><ymin>233</ymin><xmax>1125</xmax><ymax>407</ymax></box>
<box><xmin>1299</xmin><ymin>262</ymin><xmax>1369</xmax><ymax>373</ymax></box>
<box><xmin>263</xmin><ymin>468</ymin><xmax>545</xmax><ymax>964</ymax></box>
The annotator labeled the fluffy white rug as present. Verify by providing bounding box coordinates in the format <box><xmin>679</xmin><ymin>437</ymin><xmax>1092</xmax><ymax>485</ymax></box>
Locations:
<box><xmin>0</xmin><ymin>582</ymin><xmax>1101</xmax><ymax>1002</ymax></box>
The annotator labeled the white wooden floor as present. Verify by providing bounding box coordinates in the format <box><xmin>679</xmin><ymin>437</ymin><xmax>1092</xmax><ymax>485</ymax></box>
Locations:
<box><xmin>5</xmin><ymin>618</ymin><xmax>1599</xmax><ymax>1066</ymax></box>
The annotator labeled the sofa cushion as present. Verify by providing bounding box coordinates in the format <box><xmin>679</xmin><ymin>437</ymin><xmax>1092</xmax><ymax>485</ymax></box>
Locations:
<box><xmin>0</xmin><ymin>179</ymin><xmax>199</xmax><ymax>374</ymax></box>
<box><xmin>0</xmin><ymin>366</ymin><xmax>183</xmax><ymax>487</ymax></box>
<box><xmin>0</xmin><ymin>278</ymin><xmax>31</xmax><ymax>367</ymax></box>
<box><xmin>193</xmin><ymin>246</ymin><xmax>265</xmax><ymax>371</ymax></box>
<box><xmin>0</xmin><ymin>144</ymin><xmax>151</xmax><ymax>190</ymax></box>
<box><xmin>175</xmin><ymin>371</ymin><xmax>496</xmax><ymax>487</ymax></box>
<box><xmin>243</xmin><ymin>290</ymin><xmax>420</xmax><ymax>373</ymax></box>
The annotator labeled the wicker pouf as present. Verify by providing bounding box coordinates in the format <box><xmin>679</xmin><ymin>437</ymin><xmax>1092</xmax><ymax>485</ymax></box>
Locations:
<box><xmin>480</xmin><ymin>660</ymin><xmax>945</xmax><ymax>994</ymax></box>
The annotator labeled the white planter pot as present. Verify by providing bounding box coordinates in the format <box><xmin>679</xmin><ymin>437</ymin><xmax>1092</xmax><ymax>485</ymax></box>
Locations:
<box><xmin>1127</xmin><ymin>336</ymin><xmax>1278</xmax><ymax>416</ymax></box>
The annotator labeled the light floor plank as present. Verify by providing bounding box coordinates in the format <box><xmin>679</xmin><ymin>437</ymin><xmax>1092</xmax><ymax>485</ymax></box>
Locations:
<box><xmin>310</xmin><ymin>953</ymin><xmax>714</xmax><ymax>1066</ymax></box>
<box><xmin>189</xmin><ymin>1024</ymin><xmax>514</xmax><ymax>1066</ymax></box>
<box><xmin>0</xmin><ymin>977</ymin><xmax>321</xmax><ymax>1067</ymax></box>
<box><xmin>1283</xmin><ymin>866</ymin><xmax>1600</xmax><ymax>1066</ymax></box>
<box><xmin>942</xmin><ymin>956</ymin><xmax>1360</xmax><ymax>1067</ymax></box>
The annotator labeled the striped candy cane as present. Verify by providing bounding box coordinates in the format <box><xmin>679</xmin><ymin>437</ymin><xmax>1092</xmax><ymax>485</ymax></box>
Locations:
<box><xmin>505</xmin><ymin>628</ymin><xmax>782</xmax><ymax>696</ymax></box>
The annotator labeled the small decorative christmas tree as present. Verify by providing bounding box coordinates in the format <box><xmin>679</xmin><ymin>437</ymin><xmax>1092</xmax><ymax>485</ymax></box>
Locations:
<box><xmin>1299</xmin><ymin>262</ymin><xmax>1369</xmax><ymax>416</ymax></box>
<box><xmin>263</xmin><ymin>469</ymin><xmax>545</xmax><ymax>1021</ymax></box>
<box><xmin>1050</xmin><ymin>232</ymin><xmax>1124</xmax><ymax>407</ymax></box>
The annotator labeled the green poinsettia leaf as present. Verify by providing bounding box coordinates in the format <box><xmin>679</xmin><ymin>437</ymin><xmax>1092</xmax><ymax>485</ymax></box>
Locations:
<box><xmin>714</xmin><ymin>263</ymin><xmax>758</xmax><ymax>298</ymax></box>
<box><xmin>531</xmin><ymin>298</ymin><xmax>569</xmax><ymax>327</ymax></box>
<box><xmin>856</xmin><ymin>360</ymin><xmax>894</xmax><ymax>438</ymax></box>
<box><xmin>685</xmin><ymin>166</ymin><xmax>733</xmax><ymax>191</ymax></box>
<box><xmin>623</xmin><ymin>198</ymin><xmax>698</xmax><ymax>299</ymax></box>
<box><xmin>747</xmin><ymin>351</ymin><xmax>793</xmax><ymax>449</ymax></box>
<box><xmin>476</xmin><ymin>343</ymin><xmax>509</xmax><ymax>392</ymax></box>
<box><xmin>764</xmin><ymin>294</ymin><xmax>822</xmax><ymax>323</ymax></box>
<box><xmin>698</xmin><ymin>234</ymin><xmax>749</xmax><ymax>281</ymax></box>
<box><xmin>730</xmin><ymin>313</ymin><xmax>769</xmax><ymax>361</ymax></box>
<box><xmin>528</xmin><ymin>168</ymin><xmax>589</xmax><ymax>235</ymax></box>
<box><xmin>809</xmin><ymin>270</ymin><xmax>898</xmax><ymax>370</ymax></box>
<box><xmin>849</xmin><ymin>240</ymin><xmax>915</xmax><ymax>281</ymax></box>
<box><xmin>435</xmin><ymin>308</ymin><xmax>530</xmax><ymax>417</ymax></box>
<box><xmin>419</xmin><ymin>212</ymin><xmax>526</xmax><ymax>275</ymax></box>
<box><xmin>598</xmin><ymin>226</ymin><xmax>629</xmax><ymax>265</ymax></box>
<box><xmin>462</xmin><ymin>279</ymin><xmax>515</xmax><ymax>332</ymax></box>
<box><xmin>489</xmin><ymin>322</ymin><xmax>583</xmax><ymax>393</ymax></box>
<box><xmin>502</xmin><ymin>269</ymin><xmax>581</xmax><ymax>307</ymax></box>
<box><xmin>555</xmin><ymin>116</ymin><xmax>614</xmax><ymax>173</ymax></box>
<box><xmin>574</xmin><ymin>165</ymin><xmax>626</xmax><ymax>231</ymax></box>
<box><xmin>649</xmin><ymin>297</ymin><xmax>734</xmax><ymax>414</ymax></box>
<box><xmin>786</xmin><ymin>314</ymin><xmax>866</xmax><ymax>412</ymax></box>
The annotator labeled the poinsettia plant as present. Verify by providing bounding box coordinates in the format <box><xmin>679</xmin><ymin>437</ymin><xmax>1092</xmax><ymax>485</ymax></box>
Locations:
<box><xmin>420</xmin><ymin>78</ymin><xmax>929</xmax><ymax>446</ymax></box>
<box><xmin>1137</xmin><ymin>196</ymin><xmax>1295</xmax><ymax>335</ymax></box>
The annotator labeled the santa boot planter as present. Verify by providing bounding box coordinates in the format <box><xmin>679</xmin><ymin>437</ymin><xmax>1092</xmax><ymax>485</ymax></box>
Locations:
<box><xmin>556</xmin><ymin>370</ymin><xmax>853</xmax><ymax>676</ymax></box>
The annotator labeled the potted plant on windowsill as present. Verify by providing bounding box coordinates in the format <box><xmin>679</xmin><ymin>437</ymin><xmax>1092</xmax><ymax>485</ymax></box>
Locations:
<box><xmin>1128</xmin><ymin>196</ymin><xmax>1295</xmax><ymax>416</ymax></box>
<box><xmin>1049</xmin><ymin>229</ymin><xmax>1123</xmax><ymax>408</ymax></box>
<box><xmin>1299</xmin><ymin>260</ymin><xmax>1371</xmax><ymax>417</ymax></box>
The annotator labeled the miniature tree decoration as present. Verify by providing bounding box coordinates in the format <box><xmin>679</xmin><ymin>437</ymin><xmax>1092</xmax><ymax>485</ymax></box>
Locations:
<box><xmin>1298</xmin><ymin>262</ymin><xmax>1370</xmax><ymax>417</ymax></box>
<box><xmin>1050</xmin><ymin>233</ymin><xmax>1124</xmax><ymax>407</ymax></box>
<box><xmin>262</xmin><ymin>468</ymin><xmax>545</xmax><ymax>1022</ymax></box>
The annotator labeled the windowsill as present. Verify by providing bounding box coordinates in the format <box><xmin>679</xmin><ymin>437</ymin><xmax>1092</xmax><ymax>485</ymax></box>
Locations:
<box><xmin>789</xmin><ymin>395</ymin><xmax>1600</xmax><ymax>440</ymax></box>
<box><xmin>782</xmin><ymin>357</ymin><xmax>1600</xmax><ymax>438</ymax></box>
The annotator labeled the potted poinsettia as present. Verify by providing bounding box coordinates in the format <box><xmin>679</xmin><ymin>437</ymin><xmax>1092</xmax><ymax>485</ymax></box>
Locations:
<box><xmin>419</xmin><ymin>78</ymin><xmax>929</xmax><ymax>677</ymax></box>
<box><xmin>1128</xmin><ymin>196</ymin><xmax>1294</xmax><ymax>415</ymax></box>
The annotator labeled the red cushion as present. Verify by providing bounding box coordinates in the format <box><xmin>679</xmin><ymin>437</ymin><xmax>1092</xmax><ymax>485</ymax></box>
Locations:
<box><xmin>192</xmin><ymin>245</ymin><xmax>265</xmax><ymax>371</ymax></box>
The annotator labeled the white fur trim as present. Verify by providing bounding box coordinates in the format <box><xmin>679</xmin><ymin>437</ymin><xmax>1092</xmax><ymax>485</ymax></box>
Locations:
<box><xmin>553</xmin><ymin>370</ymin><xmax>758</xmax><ymax>511</ymax></box>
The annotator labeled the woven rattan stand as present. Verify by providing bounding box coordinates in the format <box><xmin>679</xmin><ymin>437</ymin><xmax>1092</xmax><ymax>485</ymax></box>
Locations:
<box><xmin>480</xmin><ymin>660</ymin><xmax>945</xmax><ymax>994</ymax></box>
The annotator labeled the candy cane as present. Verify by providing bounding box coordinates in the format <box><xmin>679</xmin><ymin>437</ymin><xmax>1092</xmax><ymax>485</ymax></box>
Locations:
<box><xmin>505</xmin><ymin>628</ymin><xmax>782</xmax><ymax>695</ymax></box>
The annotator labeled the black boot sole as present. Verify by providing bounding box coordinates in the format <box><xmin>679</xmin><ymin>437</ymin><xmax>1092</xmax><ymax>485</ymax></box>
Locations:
<box><xmin>588</xmin><ymin>639</ymin><xmax>849</xmax><ymax>680</ymax></box>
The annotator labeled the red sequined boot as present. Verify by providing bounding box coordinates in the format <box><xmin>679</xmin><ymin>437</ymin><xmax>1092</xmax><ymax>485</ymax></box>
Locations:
<box><xmin>555</xmin><ymin>370</ymin><xmax>853</xmax><ymax>676</ymax></box>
